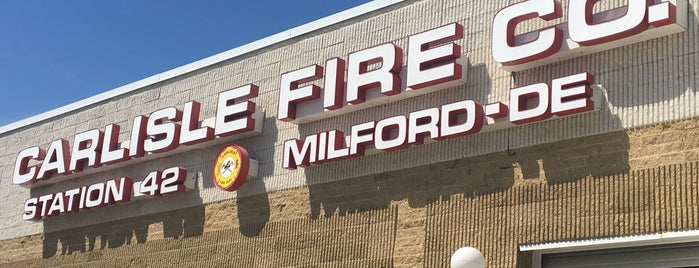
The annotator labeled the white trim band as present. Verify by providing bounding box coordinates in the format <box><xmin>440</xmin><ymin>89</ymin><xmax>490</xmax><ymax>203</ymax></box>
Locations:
<box><xmin>520</xmin><ymin>230</ymin><xmax>699</xmax><ymax>253</ymax></box>
<box><xmin>520</xmin><ymin>230</ymin><xmax>699</xmax><ymax>268</ymax></box>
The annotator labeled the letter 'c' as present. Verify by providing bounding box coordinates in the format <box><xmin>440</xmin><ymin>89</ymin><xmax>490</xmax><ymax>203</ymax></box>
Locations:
<box><xmin>492</xmin><ymin>0</ymin><xmax>563</xmax><ymax>65</ymax></box>
<box><xmin>13</xmin><ymin>147</ymin><xmax>45</xmax><ymax>185</ymax></box>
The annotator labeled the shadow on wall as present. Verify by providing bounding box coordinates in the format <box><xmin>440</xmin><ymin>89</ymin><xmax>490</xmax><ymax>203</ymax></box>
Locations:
<box><xmin>293</xmin><ymin>60</ymin><xmax>489</xmax><ymax>218</ymax></box>
<box><xmin>40</xmin><ymin>111</ymin><xmax>281</xmax><ymax>258</ymax></box>
<box><xmin>235</xmin><ymin>178</ymin><xmax>270</xmax><ymax>237</ymax></box>
<box><xmin>303</xmin><ymin>127</ymin><xmax>629</xmax><ymax>219</ymax></box>
<box><xmin>40</xmin><ymin>191</ymin><xmax>205</xmax><ymax>258</ymax></box>
<box><xmin>509</xmin><ymin>85</ymin><xmax>628</xmax><ymax>185</ymax></box>
<box><xmin>300</xmin><ymin>55</ymin><xmax>631</xmax><ymax>219</ymax></box>
<box><xmin>199</xmin><ymin>117</ymin><xmax>277</xmax><ymax>237</ymax></box>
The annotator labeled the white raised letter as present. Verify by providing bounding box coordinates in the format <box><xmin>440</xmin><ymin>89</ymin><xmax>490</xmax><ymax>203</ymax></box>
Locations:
<box><xmin>215</xmin><ymin>84</ymin><xmax>259</xmax><ymax>136</ymax></box>
<box><xmin>492</xmin><ymin>0</ymin><xmax>563</xmax><ymax>65</ymax></box>
<box><xmin>568</xmin><ymin>0</ymin><xmax>650</xmax><ymax>46</ymax></box>
<box><xmin>347</xmin><ymin>44</ymin><xmax>403</xmax><ymax>104</ymax></box>
<box><xmin>407</xmin><ymin>23</ymin><xmax>464</xmax><ymax>90</ymax></box>
<box><xmin>69</xmin><ymin>129</ymin><xmax>103</xmax><ymax>172</ymax></box>
<box><xmin>278</xmin><ymin>65</ymin><xmax>322</xmax><ymax>121</ymax></box>
<box><xmin>13</xmin><ymin>147</ymin><xmax>45</xmax><ymax>185</ymax></box>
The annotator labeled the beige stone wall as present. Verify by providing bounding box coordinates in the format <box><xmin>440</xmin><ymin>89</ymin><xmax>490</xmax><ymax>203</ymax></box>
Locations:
<box><xmin>1</xmin><ymin>118</ymin><xmax>697</xmax><ymax>267</ymax></box>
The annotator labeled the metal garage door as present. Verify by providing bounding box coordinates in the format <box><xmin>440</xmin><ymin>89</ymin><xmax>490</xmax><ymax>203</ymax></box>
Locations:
<box><xmin>542</xmin><ymin>242</ymin><xmax>699</xmax><ymax>268</ymax></box>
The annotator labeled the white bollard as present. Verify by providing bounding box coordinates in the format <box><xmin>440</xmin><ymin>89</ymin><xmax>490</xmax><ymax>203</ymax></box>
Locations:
<box><xmin>450</xmin><ymin>247</ymin><xmax>485</xmax><ymax>268</ymax></box>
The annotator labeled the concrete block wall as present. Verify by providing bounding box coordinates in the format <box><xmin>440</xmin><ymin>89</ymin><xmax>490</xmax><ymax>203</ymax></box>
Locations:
<box><xmin>0</xmin><ymin>118</ymin><xmax>698</xmax><ymax>267</ymax></box>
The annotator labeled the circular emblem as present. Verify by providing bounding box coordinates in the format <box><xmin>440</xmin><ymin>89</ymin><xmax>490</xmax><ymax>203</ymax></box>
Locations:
<box><xmin>212</xmin><ymin>144</ymin><xmax>250</xmax><ymax>191</ymax></box>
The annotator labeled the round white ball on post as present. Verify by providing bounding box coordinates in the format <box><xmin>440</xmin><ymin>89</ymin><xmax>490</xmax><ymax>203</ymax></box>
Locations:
<box><xmin>450</xmin><ymin>247</ymin><xmax>485</xmax><ymax>268</ymax></box>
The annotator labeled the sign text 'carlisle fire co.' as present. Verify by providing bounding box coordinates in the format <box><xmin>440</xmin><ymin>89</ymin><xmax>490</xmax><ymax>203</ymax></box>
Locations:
<box><xmin>12</xmin><ymin>0</ymin><xmax>687</xmax><ymax>221</ymax></box>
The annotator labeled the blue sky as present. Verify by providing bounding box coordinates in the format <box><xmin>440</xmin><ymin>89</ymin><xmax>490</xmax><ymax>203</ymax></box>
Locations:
<box><xmin>0</xmin><ymin>0</ymin><xmax>371</xmax><ymax>127</ymax></box>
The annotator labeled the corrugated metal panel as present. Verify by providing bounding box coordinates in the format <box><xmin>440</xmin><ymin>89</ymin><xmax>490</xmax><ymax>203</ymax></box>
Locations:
<box><xmin>542</xmin><ymin>242</ymin><xmax>699</xmax><ymax>268</ymax></box>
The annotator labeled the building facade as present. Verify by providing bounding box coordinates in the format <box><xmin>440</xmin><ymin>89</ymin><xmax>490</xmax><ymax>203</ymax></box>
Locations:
<box><xmin>1</xmin><ymin>0</ymin><xmax>698</xmax><ymax>267</ymax></box>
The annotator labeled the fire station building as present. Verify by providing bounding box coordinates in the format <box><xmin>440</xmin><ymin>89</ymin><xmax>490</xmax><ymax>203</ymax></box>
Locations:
<box><xmin>1</xmin><ymin>0</ymin><xmax>698</xmax><ymax>267</ymax></box>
